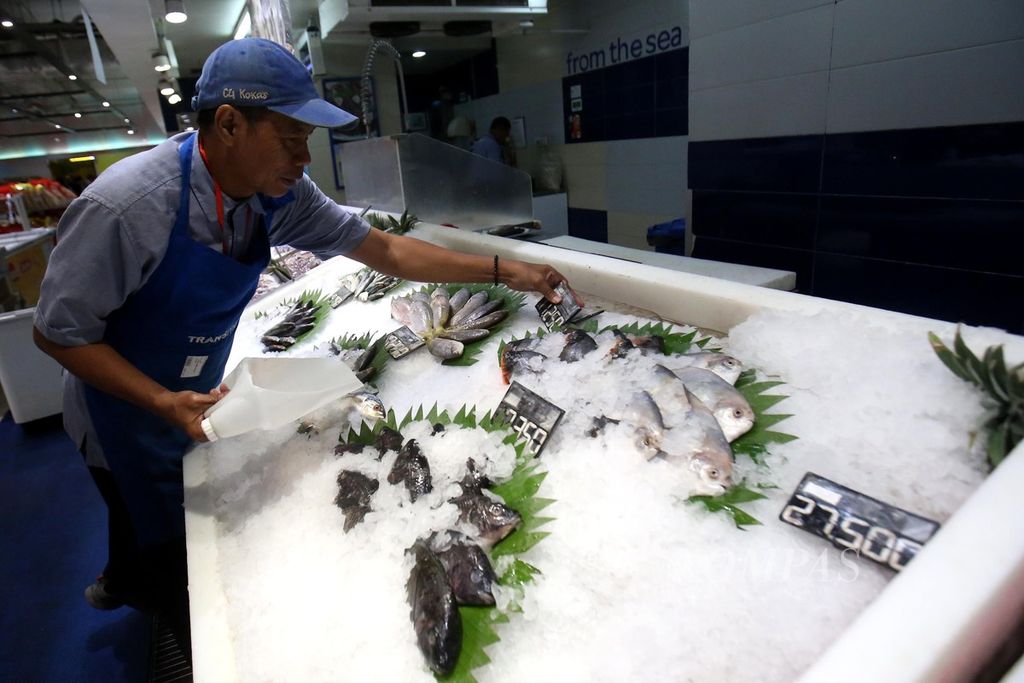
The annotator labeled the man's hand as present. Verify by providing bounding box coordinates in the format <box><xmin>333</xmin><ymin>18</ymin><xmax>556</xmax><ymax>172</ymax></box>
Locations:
<box><xmin>500</xmin><ymin>259</ymin><xmax>584</xmax><ymax>306</ymax></box>
<box><xmin>154</xmin><ymin>383</ymin><xmax>230</xmax><ymax>442</ymax></box>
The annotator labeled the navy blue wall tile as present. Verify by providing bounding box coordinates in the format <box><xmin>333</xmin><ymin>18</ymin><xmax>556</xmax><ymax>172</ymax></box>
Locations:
<box><xmin>568</xmin><ymin>208</ymin><xmax>609</xmax><ymax>243</ymax></box>
<box><xmin>655</xmin><ymin>47</ymin><xmax>688</xmax><ymax>81</ymax></box>
<box><xmin>691</xmin><ymin>237</ymin><xmax>814</xmax><ymax>291</ymax></box>
<box><xmin>563</xmin><ymin>48</ymin><xmax>687</xmax><ymax>144</ymax></box>
<box><xmin>822</xmin><ymin>122</ymin><xmax>1024</xmax><ymax>200</ymax></box>
<box><xmin>655</xmin><ymin>107</ymin><xmax>688</xmax><ymax>137</ymax></box>
<box><xmin>689</xmin><ymin>135</ymin><xmax>824</xmax><ymax>192</ymax></box>
<box><xmin>813</xmin><ymin>254</ymin><xmax>1024</xmax><ymax>333</ymax></box>
<box><xmin>692</xmin><ymin>191</ymin><xmax>818</xmax><ymax>249</ymax></box>
<box><xmin>818</xmin><ymin>196</ymin><xmax>1024</xmax><ymax>276</ymax></box>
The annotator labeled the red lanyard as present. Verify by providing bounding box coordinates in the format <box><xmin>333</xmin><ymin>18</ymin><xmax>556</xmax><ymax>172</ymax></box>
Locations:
<box><xmin>197</xmin><ymin>136</ymin><xmax>230</xmax><ymax>256</ymax></box>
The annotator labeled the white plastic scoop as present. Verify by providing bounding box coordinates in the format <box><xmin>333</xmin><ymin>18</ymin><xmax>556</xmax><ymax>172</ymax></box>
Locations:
<box><xmin>200</xmin><ymin>357</ymin><xmax>363</xmax><ymax>442</ymax></box>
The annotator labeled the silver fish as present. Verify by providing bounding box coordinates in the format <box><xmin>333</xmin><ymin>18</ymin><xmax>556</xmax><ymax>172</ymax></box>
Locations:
<box><xmin>663</xmin><ymin>365</ymin><xmax>754</xmax><ymax>442</ymax></box>
<box><xmin>410</xmin><ymin>290</ymin><xmax>431</xmax><ymax>305</ymax></box>
<box><xmin>391</xmin><ymin>296</ymin><xmax>415</xmax><ymax>327</ymax></box>
<box><xmin>438</xmin><ymin>328</ymin><xmax>489</xmax><ymax>343</ymax></box>
<box><xmin>460</xmin><ymin>299</ymin><xmax>502</xmax><ymax>325</ymax></box>
<box><xmin>345</xmin><ymin>390</ymin><xmax>386</xmax><ymax>422</ymax></box>
<box><xmin>430</xmin><ymin>288</ymin><xmax>451</xmax><ymax>329</ymax></box>
<box><xmin>451</xmin><ymin>309</ymin><xmax>507</xmax><ymax>331</ymax></box>
<box><xmin>667</xmin><ymin>352</ymin><xmax>743</xmax><ymax>385</ymax></box>
<box><xmin>449</xmin><ymin>291</ymin><xmax>488</xmax><ymax>326</ymax></box>
<box><xmin>408</xmin><ymin>299</ymin><xmax>434</xmax><ymax>336</ymax></box>
<box><xmin>427</xmin><ymin>337</ymin><xmax>464</xmax><ymax>360</ymax></box>
<box><xmin>448</xmin><ymin>287</ymin><xmax>471</xmax><ymax>313</ymax></box>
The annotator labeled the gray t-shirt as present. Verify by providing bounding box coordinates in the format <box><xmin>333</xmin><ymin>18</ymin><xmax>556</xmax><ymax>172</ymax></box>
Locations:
<box><xmin>35</xmin><ymin>132</ymin><xmax>370</xmax><ymax>466</ymax></box>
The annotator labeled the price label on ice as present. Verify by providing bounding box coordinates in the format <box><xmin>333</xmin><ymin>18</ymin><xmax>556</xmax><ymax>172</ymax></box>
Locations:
<box><xmin>779</xmin><ymin>472</ymin><xmax>941</xmax><ymax>572</ymax></box>
<box><xmin>496</xmin><ymin>381</ymin><xmax>564</xmax><ymax>458</ymax></box>
<box><xmin>535</xmin><ymin>282</ymin><xmax>583</xmax><ymax>331</ymax></box>
<box><xmin>383</xmin><ymin>326</ymin><xmax>425</xmax><ymax>359</ymax></box>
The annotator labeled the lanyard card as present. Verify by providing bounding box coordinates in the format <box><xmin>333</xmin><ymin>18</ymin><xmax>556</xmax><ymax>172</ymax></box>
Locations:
<box><xmin>779</xmin><ymin>472</ymin><xmax>941</xmax><ymax>572</ymax></box>
<box><xmin>495</xmin><ymin>381</ymin><xmax>565</xmax><ymax>457</ymax></box>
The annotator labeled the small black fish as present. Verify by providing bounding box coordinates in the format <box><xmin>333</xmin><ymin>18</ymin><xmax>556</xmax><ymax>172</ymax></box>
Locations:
<box><xmin>429</xmin><ymin>531</ymin><xmax>498</xmax><ymax>606</ymax></box>
<box><xmin>559</xmin><ymin>328</ymin><xmax>597</xmax><ymax>363</ymax></box>
<box><xmin>449</xmin><ymin>483</ymin><xmax>521</xmax><ymax>548</ymax></box>
<box><xmin>334</xmin><ymin>470</ymin><xmax>379</xmax><ymax>532</ymax></box>
<box><xmin>333</xmin><ymin>442</ymin><xmax>366</xmax><ymax>457</ymax></box>
<box><xmin>374</xmin><ymin>427</ymin><xmax>405</xmax><ymax>453</ymax></box>
<box><xmin>406</xmin><ymin>541</ymin><xmax>462</xmax><ymax>675</ymax></box>
<box><xmin>388</xmin><ymin>439</ymin><xmax>433</xmax><ymax>502</ymax></box>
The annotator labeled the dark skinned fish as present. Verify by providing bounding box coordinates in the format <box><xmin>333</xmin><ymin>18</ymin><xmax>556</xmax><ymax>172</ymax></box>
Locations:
<box><xmin>451</xmin><ymin>309</ymin><xmax>507</xmax><ymax>331</ymax></box>
<box><xmin>406</xmin><ymin>541</ymin><xmax>461</xmax><ymax>675</ymax></box>
<box><xmin>388</xmin><ymin>439</ymin><xmax>433</xmax><ymax>502</ymax></box>
<box><xmin>429</xmin><ymin>531</ymin><xmax>498</xmax><ymax>606</ymax></box>
<box><xmin>449</xmin><ymin>291</ymin><xmax>489</xmax><ymax>326</ymax></box>
<box><xmin>448</xmin><ymin>287</ymin><xmax>471</xmax><ymax>313</ymax></box>
<box><xmin>559</xmin><ymin>328</ymin><xmax>598</xmax><ymax>362</ymax></box>
<box><xmin>449</xmin><ymin>481</ymin><xmax>521</xmax><ymax>548</ymax></box>
<box><xmin>500</xmin><ymin>340</ymin><xmax>547</xmax><ymax>384</ymax></box>
<box><xmin>334</xmin><ymin>470</ymin><xmax>379</xmax><ymax>532</ymax></box>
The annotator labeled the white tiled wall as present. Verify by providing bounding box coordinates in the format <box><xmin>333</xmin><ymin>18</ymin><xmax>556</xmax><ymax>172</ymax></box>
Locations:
<box><xmin>689</xmin><ymin>0</ymin><xmax>1024</xmax><ymax>142</ymax></box>
<box><xmin>827</xmin><ymin>38</ymin><xmax>1024</xmax><ymax>133</ymax></box>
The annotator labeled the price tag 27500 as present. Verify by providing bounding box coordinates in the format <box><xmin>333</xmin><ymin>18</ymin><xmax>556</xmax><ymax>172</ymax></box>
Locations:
<box><xmin>495</xmin><ymin>381</ymin><xmax>565</xmax><ymax>457</ymax></box>
<box><xmin>779</xmin><ymin>472</ymin><xmax>940</xmax><ymax>572</ymax></box>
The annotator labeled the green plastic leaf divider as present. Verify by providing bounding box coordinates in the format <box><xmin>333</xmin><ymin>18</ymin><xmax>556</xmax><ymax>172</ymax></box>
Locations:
<box><xmin>929</xmin><ymin>327</ymin><xmax>1024</xmax><ymax>469</ymax></box>
<box><xmin>338</xmin><ymin>404</ymin><xmax>553</xmax><ymax>682</ymax></box>
<box><xmin>328</xmin><ymin>331</ymin><xmax>391</xmax><ymax>379</ymax></box>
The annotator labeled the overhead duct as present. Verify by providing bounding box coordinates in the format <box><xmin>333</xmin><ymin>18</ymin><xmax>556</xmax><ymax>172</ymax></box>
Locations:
<box><xmin>368</xmin><ymin>21</ymin><xmax>420</xmax><ymax>38</ymax></box>
<box><xmin>318</xmin><ymin>0</ymin><xmax>546</xmax><ymax>39</ymax></box>
<box><xmin>443</xmin><ymin>21</ymin><xmax>491</xmax><ymax>37</ymax></box>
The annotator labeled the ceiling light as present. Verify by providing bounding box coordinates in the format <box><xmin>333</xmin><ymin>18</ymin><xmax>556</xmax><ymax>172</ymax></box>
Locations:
<box><xmin>68</xmin><ymin>74</ymin><xmax>78</xmax><ymax>80</ymax></box>
<box><xmin>167</xmin><ymin>93</ymin><xmax>182</xmax><ymax>105</ymax></box>
<box><xmin>153</xmin><ymin>53</ymin><xmax>171</xmax><ymax>72</ymax></box>
<box><xmin>412</xmin><ymin>50</ymin><xmax>426</xmax><ymax>58</ymax></box>
<box><xmin>1</xmin><ymin>20</ymin><xmax>13</xmax><ymax>28</ymax></box>
<box><xmin>164</xmin><ymin>0</ymin><xmax>187</xmax><ymax>23</ymax></box>
<box><xmin>54</xmin><ymin>124</ymin><xmax>61</xmax><ymax>129</ymax></box>
<box><xmin>102</xmin><ymin>101</ymin><xmax>110</xmax><ymax>107</ymax></box>
<box><xmin>124</xmin><ymin>118</ymin><xmax>130</xmax><ymax>123</ymax></box>
<box><xmin>160</xmin><ymin>80</ymin><xmax>175</xmax><ymax>96</ymax></box>
<box><xmin>234</xmin><ymin>9</ymin><xmax>251</xmax><ymax>40</ymax></box>
<box><xmin>186</xmin><ymin>126</ymin><xmax>194</xmax><ymax>131</ymax></box>
<box><xmin>74</xmin><ymin>112</ymin><xmax>82</xmax><ymax>118</ymax></box>
<box><xmin>70</xmin><ymin>155</ymin><xmax>96</xmax><ymax>163</ymax></box>
<box><xmin>127</xmin><ymin>129</ymin><xmax>135</xmax><ymax>135</ymax></box>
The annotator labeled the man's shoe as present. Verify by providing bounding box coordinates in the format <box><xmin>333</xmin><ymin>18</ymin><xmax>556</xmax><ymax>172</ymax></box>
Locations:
<box><xmin>84</xmin><ymin>576</ymin><xmax>126</xmax><ymax>610</ymax></box>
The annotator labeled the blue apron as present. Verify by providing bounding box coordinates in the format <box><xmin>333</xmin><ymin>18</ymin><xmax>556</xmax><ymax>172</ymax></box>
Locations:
<box><xmin>84</xmin><ymin>133</ymin><xmax>287</xmax><ymax>547</ymax></box>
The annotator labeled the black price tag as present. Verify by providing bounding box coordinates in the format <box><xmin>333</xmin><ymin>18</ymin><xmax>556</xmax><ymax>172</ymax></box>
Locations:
<box><xmin>535</xmin><ymin>282</ymin><xmax>583</xmax><ymax>331</ymax></box>
<box><xmin>779</xmin><ymin>472</ymin><xmax>941</xmax><ymax>572</ymax></box>
<box><xmin>495</xmin><ymin>381</ymin><xmax>564</xmax><ymax>457</ymax></box>
<box><xmin>329</xmin><ymin>286</ymin><xmax>354</xmax><ymax>309</ymax></box>
<box><xmin>383</xmin><ymin>326</ymin><xmax>424</xmax><ymax>359</ymax></box>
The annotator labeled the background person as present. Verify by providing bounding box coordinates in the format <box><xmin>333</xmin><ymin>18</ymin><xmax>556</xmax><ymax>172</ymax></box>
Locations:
<box><xmin>471</xmin><ymin>116</ymin><xmax>517</xmax><ymax>167</ymax></box>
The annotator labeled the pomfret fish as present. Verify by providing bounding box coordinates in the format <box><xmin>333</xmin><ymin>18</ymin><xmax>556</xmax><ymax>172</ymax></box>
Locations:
<box><xmin>667</xmin><ymin>352</ymin><xmax>743</xmax><ymax>385</ymax></box>
<box><xmin>500</xmin><ymin>339</ymin><xmax>546</xmax><ymax>384</ymax></box>
<box><xmin>343</xmin><ymin>390</ymin><xmax>385</xmax><ymax>422</ymax></box>
<box><xmin>406</xmin><ymin>541</ymin><xmax>461</xmax><ymax>675</ymax></box>
<box><xmin>662</xmin><ymin>365</ymin><xmax>754</xmax><ymax>442</ymax></box>
<box><xmin>559</xmin><ymin>328</ymin><xmax>598</xmax><ymax>363</ymax></box>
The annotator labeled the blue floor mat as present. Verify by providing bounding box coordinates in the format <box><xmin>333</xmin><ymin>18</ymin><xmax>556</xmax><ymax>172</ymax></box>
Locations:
<box><xmin>0</xmin><ymin>412</ymin><xmax>151</xmax><ymax>682</ymax></box>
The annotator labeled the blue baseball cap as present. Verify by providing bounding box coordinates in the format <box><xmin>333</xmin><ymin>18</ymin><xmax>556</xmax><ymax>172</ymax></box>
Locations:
<box><xmin>191</xmin><ymin>37</ymin><xmax>357</xmax><ymax>128</ymax></box>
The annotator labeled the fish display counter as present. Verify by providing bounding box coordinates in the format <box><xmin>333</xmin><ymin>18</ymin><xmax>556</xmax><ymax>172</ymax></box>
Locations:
<box><xmin>183</xmin><ymin>217</ymin><xmax>1024</xmax><ymax>683</ymax></box>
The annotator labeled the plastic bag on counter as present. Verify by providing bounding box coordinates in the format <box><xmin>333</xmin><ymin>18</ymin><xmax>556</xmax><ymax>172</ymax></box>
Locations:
<box><xmin>200</xmin><ymin>357</ymin><xmax>363</xmax><ymax>441</ymax></box>
<box><xmin>534</xmin><ymin>142</ymin><xmax>563</xmax><ymax>193</ymax></box>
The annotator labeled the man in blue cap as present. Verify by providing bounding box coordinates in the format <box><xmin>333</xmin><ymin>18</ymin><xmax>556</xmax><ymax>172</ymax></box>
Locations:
<box><xmin>33</xmin><ymin>37</ymin><xmax>575</xmax><ymax>655</ymax></box>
